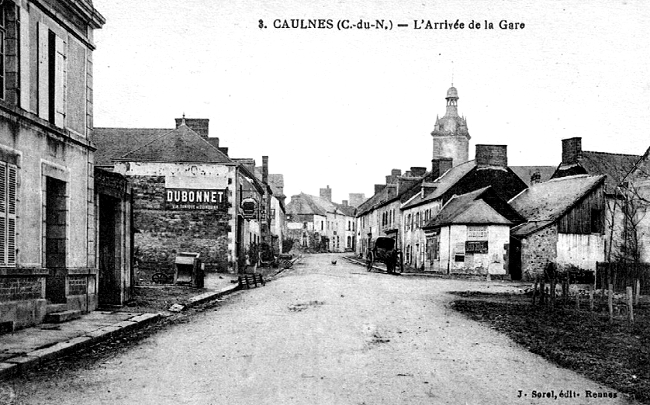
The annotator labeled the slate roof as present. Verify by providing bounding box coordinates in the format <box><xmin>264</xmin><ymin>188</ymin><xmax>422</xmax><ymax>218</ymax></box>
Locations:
<box><xmin>333</xmin><ymin>202</ymin><xmax>356</xmax><ymax>217</ymax></box>
<box><xmin>509</xmin><ymin>166</ymin><xmax>556</xmax><ymax>186</ymax></box>
<box><xmin>424</xmin><ymin>187</ymin><xmax>513</xmax><ymax>228</ymax></box>
<box><xmin>287</xmin><ymin>193</ymin><xmax>354</xmax><ymax>217</ymax></box>
<box><xmin>115</xmin><ymin>124</ymin><xmax>233</xmax><ymax>164</ymax></box>
<box><xmin>553</xmin><ymin>151</ymin><xmax>642</xmax><ymax>194</ymax></box>
<box><xmin>401</xmin><ymin>160</ymin><xmax>476</xmax><ymax>210</ymax></box>
<box><xmin>93</xmin><ymin>127</ymin><xmax>174</xmax><ymax>166</ymax></box>
<box><xmin>509</xmin><ymin>174</ymin><xmax>605</xmax><ymax>236</ymax></box>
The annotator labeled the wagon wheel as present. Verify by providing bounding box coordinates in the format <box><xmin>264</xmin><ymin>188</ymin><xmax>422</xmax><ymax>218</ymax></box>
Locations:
<box><xmin>394</xmin><ymin>251</ymin><xmax>404</xmax><ymax>274</ymax></box>
<box><xmin>152</xmin><ymin>272</ymin><xmax>168</xmax><ymax>284</ymax></box>
<box><xmin>366</xmin><ymin>251</ymin><xmax>374</xmax><ymax>272</ymax></box>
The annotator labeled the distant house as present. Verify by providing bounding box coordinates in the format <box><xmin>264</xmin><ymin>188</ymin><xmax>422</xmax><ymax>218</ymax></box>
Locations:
<box><xmin>286</xmin><ymin>189</ymin><xmax>355</xmax><ymax>253</ymax></box>
<box><xmin>422</xmin><ymin>187</ymin><xmax>524</xmax><ymax>276</ymax></box>
<box><xmin>355</xmin><ymin>168</ymin><xmax>427</xmax><ymax>259</ymax></box>
<box><xmin>509</xmin><ymin>175</ymin><xmax>606</xmax><ymax>280</ymax></box>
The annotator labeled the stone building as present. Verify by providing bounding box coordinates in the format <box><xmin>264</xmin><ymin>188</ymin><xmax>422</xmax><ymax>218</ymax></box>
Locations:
<box><xmin>94</xmin><ymin>118</ymin><xmax>267</xmax><ymax>274</ymax></box>
<box><xmin>0</xmin><ymin>0</ymin><xmax>106</xmax><ymax>330</ymax></box>
<box><xmin>355</xmin><ymin>168</ymin><xmax>426</xmax><ymax>258</ymax></box>
<box><xmin>509</xmin><ymin>175</ymin><xmax>606</xmax><ymax>280</ymax></box>
<box><xmin>551</xmin><ymin>137</ymin><xmax>650</xmax><ymax>263</ymax></box>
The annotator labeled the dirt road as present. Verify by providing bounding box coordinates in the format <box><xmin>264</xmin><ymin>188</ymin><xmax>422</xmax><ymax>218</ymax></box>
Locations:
<box><xmin>7</xmin><ymin>254</ymin><xmax>633</xmax><ymax>404</ymax></box>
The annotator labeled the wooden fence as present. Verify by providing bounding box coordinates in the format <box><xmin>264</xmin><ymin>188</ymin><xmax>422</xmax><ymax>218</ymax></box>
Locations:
<box><xmin>596</xmin><ymin>262</ymin><xmax>650</xmax><ymax>294</ymax></box>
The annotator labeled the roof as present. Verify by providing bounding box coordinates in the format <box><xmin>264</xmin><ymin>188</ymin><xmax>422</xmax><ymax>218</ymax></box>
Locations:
<box><xmin>333</xmin><ymin>202</ymin><xmax>356</xmax><ymax>217</ymax></box>
<box><xmin>287</xmin><ymin>194</ymin><xmax>354</xmax><ymax>217</ymax></box>
<box><xmin>93</xmin><ymin>127</ymin><xmax>174</xmax><ymax>166</ymax></box>
<box><xmin>115</xmin><ymin>124</ymin><xmax>233</xmax><ymax>164</ymax></box>
<box><xmin>424</xmin><ymin>187</ymin><xmax>513</xmax><ymax>228</ymax></box>
<box><xmin>401</xmin><ymin>160</ymin><xmax>476</xmax><ymax>210</ymax></box>
<box><xmin>509</xmin><ymin>166</ymin><xmax>556</xmax><ymax>187</ymax></box>
<box><xmin>554</xmin><ymin>151</ymin><xmax>642</xmax><ymax>194</ymax></box>
<box><xmin>509</xmin><ymin>174</ymin><xmax>605</xmax><ymax>236</ymax></box>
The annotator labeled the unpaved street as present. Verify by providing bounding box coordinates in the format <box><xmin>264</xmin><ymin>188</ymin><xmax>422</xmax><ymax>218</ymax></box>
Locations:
<box><xmin>8</xmin><ymin>254</ymin><xmax>632</xmax><ymax>404</ymax></box>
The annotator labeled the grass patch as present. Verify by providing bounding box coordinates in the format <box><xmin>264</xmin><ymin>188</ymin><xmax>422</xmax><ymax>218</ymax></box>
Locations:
<box><xmin>451</xmin><ymin>295</ymin><xmax>650</xmax><ymax>404</ymax></box>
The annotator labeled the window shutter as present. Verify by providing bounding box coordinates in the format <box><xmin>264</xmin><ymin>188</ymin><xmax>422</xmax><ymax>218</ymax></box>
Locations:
<box><xmin>7</xmin><ymin>166</ymin><xmax>16</xmax><ymax>264</ymax></box>
<box><xmin>37</xmin><ymin>22</ymin><xmax>48</xmax><ymax>120</ymax></box>
<box><xmin>0</xmin><ymin>164</ymin><xmax>5</xmax><ymax>264</ymax></box>
<box><xmin>19</xmin><ymin>6</ymin><xmax>31</xmax><ymax>110</ymax></box>
<box><xmin>54</xmin><ymin>34</ymin><xmax>65</xmax><ymax>127</ymax></box>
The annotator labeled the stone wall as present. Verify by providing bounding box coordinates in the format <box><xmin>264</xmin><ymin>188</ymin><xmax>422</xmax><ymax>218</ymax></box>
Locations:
<box><xmin>521</xmin><ymin>225</ymin><xmax>558</xmax><ymax>280</ymax></box>
<box><xmin>131</xmin><ymin>176</ymin><xmax>232</xmax><ymax>273</ymax></box>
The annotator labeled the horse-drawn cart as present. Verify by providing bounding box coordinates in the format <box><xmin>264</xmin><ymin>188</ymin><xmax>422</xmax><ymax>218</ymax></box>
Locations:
<box><xmin>366</xmin><ymin>236</ymin><xmax>403</xmax><ymax>274</ymax></box>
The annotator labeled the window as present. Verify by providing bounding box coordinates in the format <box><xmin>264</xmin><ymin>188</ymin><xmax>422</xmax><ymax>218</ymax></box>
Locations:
<box><xmin>590</xmin><ymin>209</ymin><xmax>602</xmax><ymax>233</ymax></box>
<box><xmin>468</xmin><ymin>226</ymin><xmax>488</xmax><ymax>240</ymax></box>
<box><xmin>454</xmin><ymin>242</ymin><xmax>465</xmax><ymax>262</ymax></box>
<box><xmin>0</xmin><ymin>162</ymin><xmax>16</xmax><ymax>265</ymax></box>
<box><xmin>415</xmin><ymin>213</ymin><xmax>420</xmax><ymax>229</ymax></box>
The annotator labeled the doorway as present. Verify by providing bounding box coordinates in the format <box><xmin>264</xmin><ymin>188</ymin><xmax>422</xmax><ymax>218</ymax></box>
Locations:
<box><xmin>45</xmin><ymin>177</ymin><xmax>67</xmax><ymax>304</ymax></box>
<box><xmin>99</xmin><ymin>195</ymin><xmax>119</xmax><ymax>306</ymax></box>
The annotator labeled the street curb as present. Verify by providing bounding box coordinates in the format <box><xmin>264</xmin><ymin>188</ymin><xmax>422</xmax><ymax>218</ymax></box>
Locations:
<box><xmin>184</xmin><ymin>284</ymin><xmax>240</xmax><ymax>309</ymax></box>
<box><xmin>0</xmin><ymin>312</ymin><xmax>162</xmax><ymax>381</ymax></box>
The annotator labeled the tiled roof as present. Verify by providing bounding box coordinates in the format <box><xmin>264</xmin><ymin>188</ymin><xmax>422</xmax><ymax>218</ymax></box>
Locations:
<box><xmin>509</xmin><ymin>166</ymin><xmax>556</xmax><ymax>186</ymax></box>
<box><xmin>401</xmin><ymin>160</ymin><xmax>476</xmax><ymax>210</ymax></box>
<box><xmin>116</xmin><ymin>124</ymin><xmax>233</xmax><ymax>164</ymax></box>
<box><xmin>424</xmin><ymin>187</ymin><xmax>513</xmax><ymax>228</ymax></box>
<box><xmin>509</xmin><ymin>174</ymin><xmax>605</xmax><ymax>236</ymax></box>
<box><xmin>93</xmin><ymin>127</ymin><xmax>174</xmax><ymax>166</ymax></box>
<box><xmin>554</xmin><ymin>151</ymin><xmax>642</xmax><ymax>194</ymax></box>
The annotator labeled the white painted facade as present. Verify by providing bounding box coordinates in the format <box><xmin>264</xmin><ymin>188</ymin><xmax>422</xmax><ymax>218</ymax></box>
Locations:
<box><xmin>556</xmin><ymin>233</ymin><xmax>604</xmax><ymax>271</ymax></box>
<box><xmin>428</xmin><ymin>224</ymin><xmax>510</xmax><ymax>275</ymax></box>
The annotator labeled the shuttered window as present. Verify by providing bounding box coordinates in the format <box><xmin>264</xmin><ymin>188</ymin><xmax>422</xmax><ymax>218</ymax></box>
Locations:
<box><xmin>0</xmin><ymin>162</ymin><xmax>17</xmax><ymax>265</ymax></box>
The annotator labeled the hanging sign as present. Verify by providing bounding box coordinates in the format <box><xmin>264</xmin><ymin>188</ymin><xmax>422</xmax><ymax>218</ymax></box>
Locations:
<box><xmin>165</xmin><ymin>188</ymin><xmax>227</xmax><ymax>210</ymax></box>
<box><xmin>241</xmin><ymin>197</ymin><xmax>258</xmax><ymax>219</ymax></box>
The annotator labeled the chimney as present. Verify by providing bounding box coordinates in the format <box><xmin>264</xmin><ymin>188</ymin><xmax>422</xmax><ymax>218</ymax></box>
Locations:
<box><xmin>397</xmin><ymin>176</ymin><xmax>419</xmax><ymax>194</ymax></box>
<box><xmin>342</xmin><ymin>200</ymin><xmax>348</xmax><ymax>206</ymax></box>
<box><xmin>410</xmin><ymin>167</ymin><xmax>427</xmax><ymax>177</ymax></box>
<box><xmin>530</xmin><ymin>170</ymin><xmax>542</xmax><ymax>185</ymax></box>
<box><xmin>218</xmin><ymin>147</ymin><xmax>229</xmax><ymax>156</ymax></box>
<box><xmin>175</xmin><ymin>117</ymin><xmax>209</xmax><ymax>139</ymax></box>
<box><xmin>237</xmin><ymin>158</ymin><xmax>256</xmax><ymax>174</ymax></box>
<box><xmin>262</xmin><ymin>156</ymin><xmax>269</xmax><ymax>185</ymax></box>
<box><xmin>374</xmin><ymin>184</ymin><xmax>384</xmax><ymax>195</ymax></box>
<box><xmin>391</xmin><ymin>169</ymin><xmax>402</xmax><ymax>177</ymax></box>
<box><xmin>476</xmin><ymin>144</ymin><xmax>508</xmax><ymax>167</ymax></box>
<box><xmin>431</xmin><ymin>157</ymin><xmax>453</xmax><ymax>179</ymax></box>
<box><xmin>319</xmin><ymin>185</ymin><xmax>332</xmax><ymax>202</ymax></box>
<box><xmin>349</xmin><ymin>193</ymin><xmax>366</xmax><ymax>207</ymax></box>
<box><xmin>561</xmin><ymin>137</ymin><xmax>582</xmax><ymax>164</ymax></box>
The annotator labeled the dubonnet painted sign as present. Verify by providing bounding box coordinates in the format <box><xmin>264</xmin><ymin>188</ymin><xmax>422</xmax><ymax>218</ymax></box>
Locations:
<box><xmin>165</xmin><ymin>188</ymin><xmax>228</xmax><ymax>210</ymax></box>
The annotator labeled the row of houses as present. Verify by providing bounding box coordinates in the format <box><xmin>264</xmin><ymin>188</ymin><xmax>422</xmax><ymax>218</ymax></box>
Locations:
<box><xmin>285</xmin><ymin>186</ymin><xmax>359</xmax><ymax>253</ymax></box>
<box><xmin>0</xmin><ymin>1</ymin><xmax>289</xmax><ymax>332</ymax></box>
<box><xmin>355</xmin><ymin>86</ymin><xmax>650</xmax><ymax>281</ymax></box>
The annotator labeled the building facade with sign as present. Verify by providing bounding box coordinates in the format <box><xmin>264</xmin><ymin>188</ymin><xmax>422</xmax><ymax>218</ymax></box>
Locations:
<box><xmin>95</xmin><ymin>119</ymin><xmax>266</xmax><ymax>274</ymax></box>
<box><xmin>422</xmin><ymin>187</ymin><xmax>523</xmax><ymax>276</ymax></box>
<box><xmin>0</xmin><ymin>0</ymin><xmax>105</xmax><ymax>329</ymax></box>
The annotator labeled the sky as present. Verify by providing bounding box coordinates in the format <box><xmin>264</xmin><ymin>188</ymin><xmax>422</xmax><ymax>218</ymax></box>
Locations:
<box><xmin>91</xmin><ymin>0</ymin><xmax>650</xmax><ymax>203</ymax></box>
